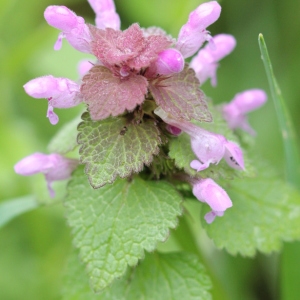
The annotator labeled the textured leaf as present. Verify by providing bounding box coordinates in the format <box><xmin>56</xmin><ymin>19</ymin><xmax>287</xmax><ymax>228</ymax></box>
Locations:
<box><xmin>149</xmin><ymin>65</ymin><xmax>212</xmax><ymax>122</ymax></box>
<box><xmin>81</xmin><ymin>66</ymin><xmax>148</xmax><ymax>120</ymax></box>
<box><xmin>64</xmin><ymin>167</ymin><xmax>182</xmax><ymax>291</ymax></box>
<box><xmin>169</xmin><ymin>103</ymin><xmax>254</xmax><ymax>179</ymax></box>
<box><xmin>0</xmin><ymin>196</ymin><xmax>39</xmax><ymax>228</ymax></box>
<box><xmin>78</xmin><ymin>112</ymin><xmax>161</xmax><ymax>188</ymax></box>
<box><xmin>48</xmin><ymin>115</ymin><xmax>82</xmax><ymax>154</ymax></box>
<box><xmin>62</xmin><ymin>251</ymin><xmax>211</xmax><ymax>300</ymax></box>
<box><xmin>202</xmin><ymin>167</ymin><xmax>300</xmax><ymax>256</ymax></box>
<box><xmin>89</xmin><ymin>23</ymin><xmax>171</xmax><ymax>69</ymax></box>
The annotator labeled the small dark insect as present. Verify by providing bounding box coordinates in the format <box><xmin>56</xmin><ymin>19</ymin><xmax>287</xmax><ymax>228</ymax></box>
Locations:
<box><xmin>120</xmin><ymin>126</ymin><xmax>127</xmax><ymax>135</ymax></box>
<box><xmin>230</xmin><ymin>156</ymin><xmax>239</xmax><ymax>166</ymax></box>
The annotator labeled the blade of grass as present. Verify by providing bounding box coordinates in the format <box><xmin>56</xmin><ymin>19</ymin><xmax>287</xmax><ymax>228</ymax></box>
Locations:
<box><xmin>259</xmin><ymin>33</ymin><xmax>300</xmax><ymax>300</ymax></box>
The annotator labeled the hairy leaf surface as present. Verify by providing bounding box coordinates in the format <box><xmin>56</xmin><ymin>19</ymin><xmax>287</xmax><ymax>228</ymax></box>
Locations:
<box><xmin>65</xmin><ymin>168</ymin><xmax>182</xmax><ymax>291</ymax></box>
<box><xmin>62</xmin><ymin>251</ymin><xmax>211</xmax><ymax>300</ymax></box>
<box><xmin>81</xmin><ymin>66</ymin><xmax>148</xmax><ymax>120</ymax></box>
<box><xmin>78</xmin><ymin>112</ymin><xmax>161</xmax><ymax>188</ymax></box>
<box><xmin>149</xmin><ymin>65</ymin><xmax>212</xmax><ymax>122</ymax></box>
<box><xmin>202</xmin><ymin>168</ymin><xmax>300</xmax><ymax>256</ymax></box>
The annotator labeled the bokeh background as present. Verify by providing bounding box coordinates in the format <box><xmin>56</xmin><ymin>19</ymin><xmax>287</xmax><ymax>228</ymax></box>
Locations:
<box><xmin>1</xmin><ymin>0</ymin><xmax>299</xmax><ymax>299</ymax></box>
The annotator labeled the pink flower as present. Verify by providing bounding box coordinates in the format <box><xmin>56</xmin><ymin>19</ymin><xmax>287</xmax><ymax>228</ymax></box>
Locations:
<box><xmin>222</xmin><ymin>89</ymin><xmax>267</xmax><ymax>135</ymax></box>
<box><xmin>176</xmin><ymin>1</ymin><xmax>221</xmax><ymax>58</ymax></box>
<box><xmin>23</xmin><ymin>76</ymin><xmax>82</xmax><ymax>125</ymax></box>
<box><xmin>154</xmin><ymin>106</ymin><xmax>244</xmax><ymax>171</ymax></box>
<box><xmin>14</xmin><ymin>153</ymin><xmax>78</xmax><ymax>197</ymax></box>
<box><xmin>190</xmin><ymin>34</ymin><xmax>236</xmax><ymax>86</ymax></box>
<box><xmin>44</xmin><ymin>6</ymin><xmax>92</xmax><ymax>52</ymax></box>
<box><xmin>87</xmin><ymin>0</ymin><xmax>120</xmax><ymax>30</ymax></box>
<box><xmin>193</xmin><ymin>178</ymin><xmax>232</xmax><ymax>223</ymax></box>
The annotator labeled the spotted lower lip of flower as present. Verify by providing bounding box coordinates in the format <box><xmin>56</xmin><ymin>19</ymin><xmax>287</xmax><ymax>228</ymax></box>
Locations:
<box><xmin>154</xmin><ymin>106</ymin><xmax>245</xmax><ymax>171</ymax></box>
<box><xmin>222</xmin><ymin>89</ymin><xmax>267</xmax><ymax>135</ymax></box>
<box><xmin>192</xmin><ymin>178</ymin><xmax>232</xmax><ymax>223</ymax></box>
<box><xmin>23</xmin><ymin>76</ymin><xmax>82</xmax><ymax>125</ymax></box>
<box><xmin>14</xmin><ymin>153</ymin><xmax>78</xmax><ymax>197</ymax></box>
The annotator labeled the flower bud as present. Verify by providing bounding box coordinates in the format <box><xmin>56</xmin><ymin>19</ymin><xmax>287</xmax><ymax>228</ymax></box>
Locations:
<box><xmin>154</xmin><ymin>48</ymin><xmax>184</xmax><ymax>75</ymax></box>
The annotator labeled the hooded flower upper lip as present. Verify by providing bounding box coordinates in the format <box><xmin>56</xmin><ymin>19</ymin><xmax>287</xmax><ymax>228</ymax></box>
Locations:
<box><xmin>14</xmin><ymin>153</ymin><xmax>78</xmax><ymax>197</ymax></box>
<box><xmin>222</xmin><ymin>89</ymin><xmax>267</xmax><ymax>135</ymax></box>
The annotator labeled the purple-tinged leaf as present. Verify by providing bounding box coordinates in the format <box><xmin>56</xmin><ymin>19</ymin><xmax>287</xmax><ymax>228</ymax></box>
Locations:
<box><xmin>89</xmin><ymin>23</ymin><xmax>171</xmax><ymax>70</ymax></box>
<box><xmin>81</xmin><ymin>65</ymin><xmax>148</xmax><ymax>120</ymax></box>
<box><xmin>149</xmin><ymin>65</ymin><xmax>212</xmax><ymax>122</ymax></box>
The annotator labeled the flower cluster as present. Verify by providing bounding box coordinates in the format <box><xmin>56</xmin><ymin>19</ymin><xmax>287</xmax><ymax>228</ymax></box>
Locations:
<box><xmin>16</xmin><ymin>0</ymin><xmax>266</xmax><ymax>223</ymax></box>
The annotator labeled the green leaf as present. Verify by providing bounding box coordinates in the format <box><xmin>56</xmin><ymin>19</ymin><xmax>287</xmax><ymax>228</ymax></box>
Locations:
<box><xmin>62</xmin><ymin>251</ymin><xmax>212</xmax><ymax>300</ymax></box>
<box><xmin>0</xmin><ymin>195</ymin><xmax>39</xmax><ymax>228</ymax></box>
<box><xmin>259</xmin><ymin>34</ymin><xmax>300</xmax><ymax>185</ymax></box>
<box><xmin>48</xmin><ymin>115</ymin><xmax>82</xmax><ymax>154</ymax></box>
<box><xmin>64</xmin><ymin>167</ymin><xmax>182</xmax><ymax>292</ymax></box>
<box><xmin>77</xmin><ymin>112</ymin><xmax>161</xmax><ymax>188</ymax></box>
<box><xmin>201</xmin><ymin>166</ymin><xmax>300</xmax><ymax>256</ymax></box>
<box><xmin>169</xmin><ymin>103</ymin><xmax>254</xmax><ymax>179</ymax></box>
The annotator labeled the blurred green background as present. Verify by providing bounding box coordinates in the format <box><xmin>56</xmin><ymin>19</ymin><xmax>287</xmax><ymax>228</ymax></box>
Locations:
<box><xmin>1</xmin><ymin>0</ymin><xmax>299</xmax><ymax>299</ymax></box>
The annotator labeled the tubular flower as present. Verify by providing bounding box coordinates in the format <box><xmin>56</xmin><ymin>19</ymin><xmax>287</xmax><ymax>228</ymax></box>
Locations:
<box><xmin>87</xmin><ymin>0</ymin><xmax>121</xmax><ymax>30</ymax></box>
<box><xmin>176</xmin><ymin>1</ymin><xmax>221</xmax><ymax>58</ymax></box>
<box><xmin>193</xmin><ymin>178</ymin><xmax>232</xmax><ymax>223</ymax></box>
<box><xmin>23</xmin><ymin>76</ymin><xmax>82</xmax><ymax>125</ymax></box>
<box><xmin>14</xmin><ymin>153</ymin><xmax>78</xmax><ymax>197</ymax></box>
<box><xmin>44</xmin><ymin>6</ymin><xmax>92</xmax><ymax>52</ymax></box>
<box><xmin>154</xmin><ymin>107</ymin><xmax>244</xmax><ymax>171</ymax></box>
<box><xmin>190</xmin><ymin>34</ymin><xmax>236</xmax><ymax>86</ymax></box>
<box><xmin>222</xmin><ymin>89</ymin><xmax>267</xmax><ymax>135</ymax></box>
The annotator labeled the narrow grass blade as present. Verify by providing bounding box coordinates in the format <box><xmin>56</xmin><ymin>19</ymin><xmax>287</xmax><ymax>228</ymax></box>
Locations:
<box><xmin>258</xmin><ymin>33</ymin><xmax>300</xmax><ymax>186</ymax></box>
<box><xmin>259</xmin><ymin>33</ymin><xmax>300</xmax><ymax>300</ymax></box>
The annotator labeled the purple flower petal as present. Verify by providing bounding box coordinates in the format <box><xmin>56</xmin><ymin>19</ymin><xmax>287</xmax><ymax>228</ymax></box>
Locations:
<box><xmin>224</xmin><ymin>141</ymin><xmax>245</xmax><ymax>170</ymax></box>
<box><xmin>87</xmin><ymin>0</ymin><xmax>121</xmax><ymax>30</ymax></box>
<box><xmin>192</xmin><ymin>178</ymin><xmax>232</xmax><ymax>223</ymax></box>
<box><xmin>176</xmin><ymin>1</ymin><xmax>221</xmax><ymax>58</ymax></box>
<box><xmin>154</xmin><ymin>48</ymin><xmax>184</xmax><ymax>75</ymax></box>
<box><xmin>190</xmin><ymin>34</ymin><xmax>236</xmax><ymax>86</ymax></box>
<box><xmin>14</xmin><ymin>153</ymin><xmax>78</xmax><ymax>197</ymax></box>
<box><xmin>44</xmin><ymin>5</ymin><xmax>91</xmax><ymax>53</ymax></box>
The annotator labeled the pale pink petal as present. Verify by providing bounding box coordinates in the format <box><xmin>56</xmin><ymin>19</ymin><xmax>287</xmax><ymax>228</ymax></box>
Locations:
<box><xmin>81</xmin><ymin>65</ymin><xmax>148</xmax><ymax>120</ymax></box>
<box><xmin>44</xmin><ymin>5</ymin><xmax>91</xmax><ymax>53</ymax></box>
<box><xmin>193</xmin><ymin>178</ymin><xmax>232</xmax><ymax>223</ymax></box>
<box><xmin>204</xmin><ymin>211</ymin><xmax>224</xmax><ymax>224</ymax></box>
<box><xmin>87</xmin><ymin>0</ymin><xmax>121</xmax><ymax>30</ymax></box>
<box><xmin>24</xmin><ymin>76</ymin><xmax>82</xmax><ymax>124</ymax></box>
<box><xmin>47</xmin><ymin>105</ymin><xmax>59</xmax><ymax>125</ymax></box>
<box><xmin>77</xmin><ymin>59</ymin><xmax>94</xmax><ymax>78</ymax></box>
<box><xmin>15</xmin><ymin>153</ymin><xmax>78</xmax><ymax>197</ymax></box>
<box><xmin>176</xmin><ymin>1</ymin><xmax>221</xmax><ymax>58</ymax></box>
<box><xmin>230</xmin><ymin>89</ymin><xmax>267</xmax><ymax>114</ymax></box>
<box><xmin>14</xmin><ymin>153</ymin><xmax>54</xmax><ymax>176</ymax></box>
<box><xmin>190</xmin><ymin>34</ymin><xmax>236</xmax><ymax>86</ymax></box>
<box><xmin>222</xmin><ymin>89</ymin><xmax>267</xmax><ymax>134</ymax></box>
